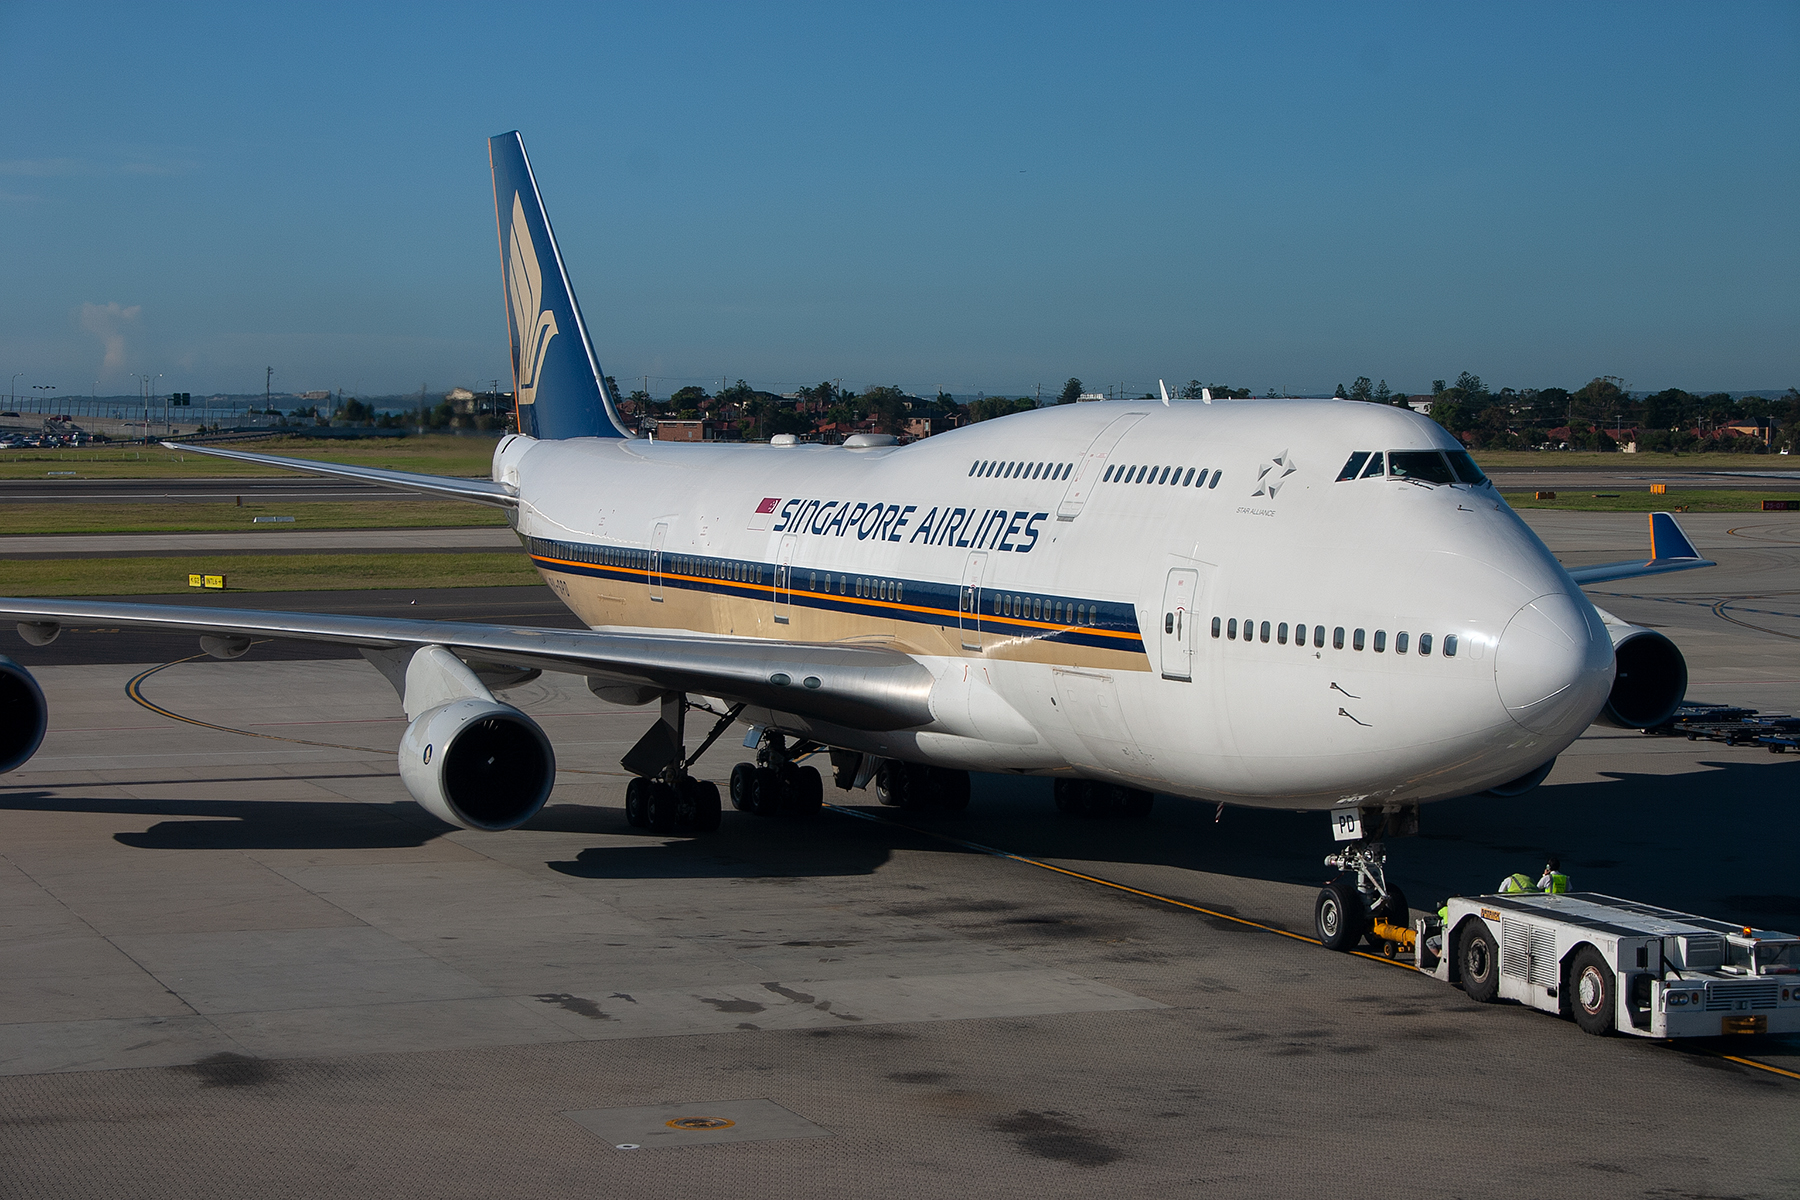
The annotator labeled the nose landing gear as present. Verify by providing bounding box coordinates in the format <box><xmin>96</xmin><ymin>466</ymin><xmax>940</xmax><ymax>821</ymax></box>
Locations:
<box><xmin>1315</xmin><ymin>807</ymin><xmax>1415</xmax><ymax>953</ymax></box>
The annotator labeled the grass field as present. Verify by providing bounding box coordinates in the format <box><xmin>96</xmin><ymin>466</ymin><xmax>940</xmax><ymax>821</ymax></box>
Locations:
<box><xmin>0</xmin><ymin>552</ymin><xmax>541</xmax><ymax>596</ymax></box>
<box><xmin>0</xmin><ymin>434</ymin><xmax>499</xmax><ymax>479</ymax></box>
<box><xmin>0</xmin><ymin>500</ymin><xmax>508</xmax><ymax>537</ymax></box>
<box><xmin>1501</xmin><ymin>490</ymin><xmax>1800</xmax><ymax>512</ymax></box>
<box><xmin>1474</xmin><ymin>450</ymin><xmax>1799</xmax><ymax>471</ymax></box>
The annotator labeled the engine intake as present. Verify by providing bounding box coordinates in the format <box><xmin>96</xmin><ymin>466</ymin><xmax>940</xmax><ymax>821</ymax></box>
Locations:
<box><xmin>0</xmin><ymin>657</ymin><xmax>48</xmax><ymax>774</ymax></box>
<box><xmin>1596</xmin><ymin>626</ymin><xmax>1688</xmax><ymax>729</ymax></box>
<box><xmin>398</xmin><ymin>698</ymin><xmax>555</xmax><ymax>831</ymax></box>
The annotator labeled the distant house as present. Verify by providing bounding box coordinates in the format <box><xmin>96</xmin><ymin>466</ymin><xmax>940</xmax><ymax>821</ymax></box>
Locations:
<box><xmin>1724</xmin><ymin>422</ymin><xmax>1770</xmax><ymax>444</ymax></box>
<box><xmin>1077</xmin><ymin>393</ymin><xmax>1107</xmax><ymax>402</ymax></box>
<box><xmin>1406</xmin><ymin>399</ymin><xmax>1434</xmax><ymax>415</ymax></box>
<box><xmin>654</xmin><ymin>419</ymin><xmax>739</xmax><ymax>442</ymax></box>
<box><xmin>300</xmin><ymin>390</ymin><xmax>332</xmax><ymax>402</ymax></box>
<box><xmin>445</xmin><ymin>387</ymin><xmax>477</xmax><ymax>402</ymax></box>
<box><xmin>903</xmin><ymin>415</ymin><xmax>956</xmax><ymax>439</ymax></box>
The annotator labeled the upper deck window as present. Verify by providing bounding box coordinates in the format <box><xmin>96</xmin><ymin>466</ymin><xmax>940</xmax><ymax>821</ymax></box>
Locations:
<box><xmin>1387</xmin><ymin>451</ymin><xmax>1456</xmax><ymax>485</ymax></box>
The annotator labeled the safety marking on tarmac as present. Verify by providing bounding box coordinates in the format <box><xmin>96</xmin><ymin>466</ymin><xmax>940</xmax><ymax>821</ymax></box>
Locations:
<box><xmin>825</xmin><ymin>804</ymin><xmax>1800</xmax><ymax>1086</ymax></box>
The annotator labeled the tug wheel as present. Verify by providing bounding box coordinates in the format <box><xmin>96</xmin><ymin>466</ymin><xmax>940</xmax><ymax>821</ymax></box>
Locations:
<box><xmin>1315</xmin><ymin>879</ymin><xmax>1365</xmax><ymax>952</ymax></box>
<box><xmin>1568</xmin><ymin>946</ymin><xmax>1616</xmax><ymax>1036</ymax></box>
<box><xmin>1459</xmin><ymin>920</ymin><xmax>1501</xmax><ymax>1003</ymax></box>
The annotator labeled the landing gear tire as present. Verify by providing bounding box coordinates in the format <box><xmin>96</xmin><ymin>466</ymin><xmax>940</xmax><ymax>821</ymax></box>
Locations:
<box><xmin>875</xmin><ymin>761</ymin><xmax>914</xmax><ymax>808</ymax></box>
<box><xmin>1055</xmin><ymin>779</ymin><xmax>1152</xmax><ymax>819</ymax></box>
<box><xmin>930</xmin><ymin>767</ymin><xmax>971</xmax><ymax>812</ymax></box>
<box><xmin>625</xmin><ymin>777</ymin><xmax>651</xmax><ymax>829</ymax></box>
<box><xmin>729</xmin><ymin>762</ymin><xmax>757</xmax><ymax>812</ymax></box>
<box><xmin>780</xmin><ymin>764</ymin><xmax>824</xmax><ymax>817</ymax></box>
<box><xmin>645</xmin><ymin>781</ymin><xmax>680</xmax><ymax>835</ymax></box>
<box><xmin>1315</xmin><ymin>879</ymin><xmax>1366</xmax><ymax>952</ymax></box>
<box><xmin>1568</xmin><ymin>946</ymin><xmax>1615</xmax><ymax>1036</ymax></box>
<box><xmin>1459</xmin><ymin>919</ymin><xmax>1501</xmax><ymax>1003</ymax></box>
<box><xmin>683</xmin><ymin>777</ymin><xmax>723</xmax><ymax>834</ymax></box>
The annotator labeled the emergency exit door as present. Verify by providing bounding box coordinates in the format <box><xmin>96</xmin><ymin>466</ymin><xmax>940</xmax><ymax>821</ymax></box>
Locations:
<box><xmin>958</xmin><ymin>552</ymin><xmax>987</xmax><ymax>651</ymax></box>
<box><xmin>773</xmin><ymin>534</ymin><xmax>797</xmax><ymax>623</ymax></box>
<box><xmin>1160</xmin><ymin>568</ymin><xmax>1199</xmax><ymax>681</ymax></box>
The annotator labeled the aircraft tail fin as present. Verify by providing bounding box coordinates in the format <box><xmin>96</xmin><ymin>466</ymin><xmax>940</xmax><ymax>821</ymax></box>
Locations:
<box><xmin>488</xmin><ymin>131</ymin><xmax>630</xmax><ymax>439</ymax></box>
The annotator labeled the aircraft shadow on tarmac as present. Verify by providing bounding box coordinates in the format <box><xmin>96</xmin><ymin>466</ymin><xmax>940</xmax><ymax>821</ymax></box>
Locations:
<box><xmin>1</xmin><ymin>755</ymin><xmax>1792</xmax><ymax>923</ymax></box>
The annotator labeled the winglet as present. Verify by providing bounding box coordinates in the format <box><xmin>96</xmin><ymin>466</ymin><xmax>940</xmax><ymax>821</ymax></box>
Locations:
<box><xmin>1159</xmin><ymin>379</ymin><xmax>1171</xmax><ymax>406</ymax></box>
<box><xmin>1649</xmin><ymin>511</ymin><xmax>1699</xmax><ymax>562</ymax></box>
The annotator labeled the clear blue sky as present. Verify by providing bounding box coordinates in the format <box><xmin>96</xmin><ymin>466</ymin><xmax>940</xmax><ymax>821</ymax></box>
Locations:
<box><xmin>3</xmin><ymin>2</ymin><xmax>1795</xmax><ymax>401</ymax></box>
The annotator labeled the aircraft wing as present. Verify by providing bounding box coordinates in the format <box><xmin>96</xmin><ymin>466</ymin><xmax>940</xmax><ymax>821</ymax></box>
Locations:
<box><xmin>0</xmin><ymin>597</ymin><xmax>934</xmax><ymax>731</ymax></box>
<box><xmin>159</xmin><ymin>440</ymin><xmax>516</xmax><ymax>507</ymax></box>
<box><xmin>1565</xmin><ymin>512</ymin><xmax>1715</xmax><ymax>586</ymax></box>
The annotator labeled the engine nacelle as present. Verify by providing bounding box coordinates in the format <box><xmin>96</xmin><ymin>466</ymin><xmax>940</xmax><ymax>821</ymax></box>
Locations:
<box><xmin>1595</xmin><ymin>625</ymin><xmax>1688</xmax><ymax>729</ymax></box>
<box><xmin>398</xmin><ymin>698</ymin><xmax>555</xmax><ymax>831</ymax></box>
<box><xmin>0</xmin><ymin>656</ymin><xmax>48</xmax><ymax>774</ymax></box>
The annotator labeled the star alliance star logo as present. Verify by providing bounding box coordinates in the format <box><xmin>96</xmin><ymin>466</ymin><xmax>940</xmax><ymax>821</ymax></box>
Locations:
<box><xmin>1253</xmin><ymin>450</ymin><xmax>1296</xmax><ymax>498</ymax></box>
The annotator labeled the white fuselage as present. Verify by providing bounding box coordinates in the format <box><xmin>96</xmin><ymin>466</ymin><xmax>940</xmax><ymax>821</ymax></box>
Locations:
<box><xmin>496</xmin><ymin>399</ymin><xmax>1615</xmax><ymax>810</ymax></box>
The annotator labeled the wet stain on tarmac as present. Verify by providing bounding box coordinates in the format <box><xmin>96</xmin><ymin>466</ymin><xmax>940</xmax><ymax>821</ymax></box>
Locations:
<box><xmin>889</xmin><ymin>1070</ymin><xmax>951</xmax><ymax>1085</ymax></box>
<box><xmin>698</xmin><ymin>996</ymin><xmax>765</xmax><ymax>1014</ymax></box>
<box><xmin>762</xmin><ymin>982</ymin><xmax>815</xmax><ymax>1004</ymax></box>
<box><xmin>532</xmin><ymin>993</ymin><xmax>611</xmax><ymax>1020</ymax></box>
<box><xmin>179</xmin><ymin>1052</ymin><xmax>279</xmax><ymax>1088</ymax></box>
<box><xmin>991</xmin><ymin>1110</ymin><xmax>1122</xmax><ymax>1168</ymax></box>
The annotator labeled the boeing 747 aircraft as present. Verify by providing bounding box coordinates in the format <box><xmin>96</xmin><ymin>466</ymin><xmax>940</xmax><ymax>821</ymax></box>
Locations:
<box><xmin>0</xmin><ymin>132</ymin><xmax>1713</xmax><ymax>950</ymax></box>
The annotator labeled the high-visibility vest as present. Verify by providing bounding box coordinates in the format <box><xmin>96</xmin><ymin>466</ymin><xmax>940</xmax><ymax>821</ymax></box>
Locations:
<box><xmin>1499</xmin><ymin>873</ymin><xmax>1536</xmax><ymax>893</ymax></box>
<box><xmin>1543</xmin><ymin>872</ymin><xmax>1570</xmax><ymax>894</ymax></box>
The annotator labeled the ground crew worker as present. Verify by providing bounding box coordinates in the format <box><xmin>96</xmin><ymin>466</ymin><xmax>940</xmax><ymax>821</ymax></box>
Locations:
<box><xmin>1537</xmin><ymin>857</ymin><xmax>1570</xmax><ymax>893</ymax></box>
<box><xmin>1498</xmin><ymin>871</ymin><xmax>1537</xmax><ymax>893</ymax></box>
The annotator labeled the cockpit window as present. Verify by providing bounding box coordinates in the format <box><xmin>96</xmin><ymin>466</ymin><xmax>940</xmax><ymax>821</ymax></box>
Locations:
<box><xmin>1387</xmin><ymin>451</ymin><xmax>1456</xmax><ymax>485</ymax></box>
<box><xmin>1359</xmin><ymin>452</ymin><xmax>1386</xmax><ymax>479</ymax></box>
<box><xmin>1337</xmin><ymin>452</ymin><xmax>1371</xmax><ymax>481</ymax></box>
<box><xmin>1445</xmin><ymin>450</ymin><xmax>1488</xmax><ymax>486</ymax></box>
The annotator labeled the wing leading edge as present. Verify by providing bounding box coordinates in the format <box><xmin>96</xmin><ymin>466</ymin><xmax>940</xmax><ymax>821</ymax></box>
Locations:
<box><xmin>1564</xmin><ymin>512</ymin><xmax>1714</xmax><ymax>586</ymax></box>
<box><xmin>158</xmin><ymin>440</ymin><xmax>515</xmax><ymax>506</ymax></box>
<box><xmin>0</xmin><ymin>597</ymin><xmax>934</xmax><ymax>732</ymax></box>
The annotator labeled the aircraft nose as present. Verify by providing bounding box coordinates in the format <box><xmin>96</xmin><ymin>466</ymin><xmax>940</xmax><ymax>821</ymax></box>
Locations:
<box><xmin>1495</xmin><ymin>592</ymin><xmax>1615</xmax><ymax>734</ymax></box>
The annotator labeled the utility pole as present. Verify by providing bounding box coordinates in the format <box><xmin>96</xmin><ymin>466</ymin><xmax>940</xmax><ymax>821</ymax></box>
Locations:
<box><xmin>266</xmin><ymin>366</ymin><xmax>273</xmax><ymax>413</ymax></box>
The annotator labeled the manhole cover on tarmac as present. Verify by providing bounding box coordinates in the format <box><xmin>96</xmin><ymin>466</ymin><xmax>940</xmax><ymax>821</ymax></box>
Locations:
<box><xmin>561</xmin><ymin>1098</ymin><xmax>829</xmax><ymax>1149</ymax></box>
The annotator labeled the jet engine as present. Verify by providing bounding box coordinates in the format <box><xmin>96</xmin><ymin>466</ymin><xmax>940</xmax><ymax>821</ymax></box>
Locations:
<box><xmin>0</xmin><ymin>656</ymin><xmax>48</xmax><ymax>774</ymax></box>
<box><xmin>384</xmin><ymin>644</ymin><xmax>556</xmax><ymax>831</ymax></box>
<box><xmin>398</xmin><ymin>698</ymin><xmax>555</xmax><ymax>831</ymax></box>
<box><xmin>1594</xmin><ymin>624</ymin><xmax>1688</xmax><ymax>730</ymax></box>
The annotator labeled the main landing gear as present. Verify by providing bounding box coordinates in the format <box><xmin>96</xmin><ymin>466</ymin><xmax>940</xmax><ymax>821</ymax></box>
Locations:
<box><xmin>620</xmin><ymin>694</ymin><xmax>741</xmax><ymax>836</ymax></box>
<box><xmin>1314</xmin><ymin>807</ymin><xmax>1415</xmax><ymax>953</ymax></box>
<box><xmin>729</xmin><ymin>730</ymin><xmax>826</xmax><ymax>818</ymax></box>
<box><xmin>873</xmin><ymin>760</ymin><xmax>970</xmax><ymax>813</ymax></box>
<box><xmin>1052</xmin><ymin>778</ymin><xmax>1153</xmax><ymax>819</ymax></box>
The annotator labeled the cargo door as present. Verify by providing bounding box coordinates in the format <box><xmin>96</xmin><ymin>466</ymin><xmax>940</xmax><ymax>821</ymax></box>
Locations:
<box><xmin>1057</xmin><ymin>411</ymin><xmax>1148</xmax><ymax>520</ymax></box>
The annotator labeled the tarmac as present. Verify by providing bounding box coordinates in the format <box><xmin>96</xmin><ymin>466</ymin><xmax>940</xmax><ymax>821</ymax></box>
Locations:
<box><xmin>0</xmin><ymin>510</ymin><xmax>1795</xmax><ymax>1198</ymax></box>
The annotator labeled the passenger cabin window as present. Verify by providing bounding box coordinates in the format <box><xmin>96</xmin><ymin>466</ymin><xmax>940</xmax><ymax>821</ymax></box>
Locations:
<box><xmin>1313</xmin><ymin>626</ymin><xmax>1325</xmax><ymax>648</ymax></box>
<box><xmin>1337</xmin><ymin>452</ymin><xmax>1371</xmax><ymax>481</ymax></box>
<box><xmin>1444</xmin><ymin>634</ymin><xmax>1458</xmax><ymax>657</ymax></box>
<box><xmin>1418</xmin><ymin>633</ymin><xmax>1433</xmax><ymax>656</ymax></box>
<box><xmin>1396</xmin><ymin>631</ymin><xmax>1410</xmax><ymax>654</ymax></box>
<box><xmin>1353</xmin><ymin>628</ymin><xmax>1365</xmax><ymax>651</ymax></box>
<box><xmin>1333</xmin><ymin>626</ymin><xmax>1345</xmax><ymax>650</ymax></box>
<box><xmin>1208</xmin><ymin>471</ymin><xmax>1222</xmax><ymax>489</ymax></box>
<box><xmin>1277</xmin><ymin>622</ymin><xmax>1289</xmax><ymax>644</ymax></box>
<box><xmin>1227</xmin><ymin>618</ymin><xmax>1238</xmax><ymax>640</ymax></box>
<box><xmin>1212</xmin><ymin>616</ymin><xmax>1222</xmax><ymax>638</ymax></box>
<box><xmin>1374</xmin><ymin>630</ymin><xmax>1386</xmax><ymax>652</ymax></box>
<box><xmin>1387</xmin><ymin>451</ymin><xmax>1457</xmax><ymax>485</ymax></box>
<box><xmin>1260</xmin><ymin>621</ymin><xmax>1271</xmax><ymax>643</ymax></box>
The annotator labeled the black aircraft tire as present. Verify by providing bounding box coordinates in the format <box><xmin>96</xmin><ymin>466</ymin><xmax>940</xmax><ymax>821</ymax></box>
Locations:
<box><xmin>1120</xmin><ymin>788</ymin><xmax>1154</xmax><ymax>819</ymax></box>
<box><xmin>1315</xmin><ymin>879</ymin><xmax>1366</xmax><ymax>952</ymax></box>
<box><xmin>646</xmin><ymin>782</ymin><xmax>680</xmax><ymax>835</ymax></box>
<box><xmin>1568</xmin><ymin>946</ymin><xmax>1616</xmax><ymax>1036</ymax></box>
<box><xmin>1460</xmin><ymin>920</ymin><xmax>1502</xmax><ymax>1003</ymax></box>
<box><xmin>625</xmin><ymin>777</ymin><xmax>651</xmax><ymax>829</ymax></box>
<box><xmin>792</xmin><ymin>766</ymin><xmax>824</xmax><ymax>817</ymax></box>
<box><xmin>874</xmin><ymin>761</ymin><xmax>907</xmax><ymax>808</ymax></box>
<box><xmin>692</xmin><ymin>780</ymin><xmax>723</xmax><ymax>833</ymax></box>
<box><xmin>749</xmin><ymin>767</ymin><xmax>781</xmax><ymax>816</ymax></box>
<box><xmin>729</xmin><ymin>763</ymin><xmax>756</xmax><ymax>812</ymax></box>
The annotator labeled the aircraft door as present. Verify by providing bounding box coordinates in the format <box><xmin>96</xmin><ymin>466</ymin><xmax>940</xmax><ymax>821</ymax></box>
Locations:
<box><xmin>773</xmin><ymin>534</ymin><xmax>797</xmax><ymax>624</ymax></box>
<box><xmin>958</xmin><ymin>551</ymin><xmax>987</xmax><ymax>651</ymax></box>
<box><xmin>1160</xmin><ymin>568</ymin><xmax>1199</xmax><ymax>681</ymax></box>
<box><xmin>1057</xmin><ymin>411</ymin><xmax>1147</xmax><ymax>520</ymax></box>
<box><xmin>649</xmin><ymin>522</ymin><xmax>668</xmax><ymax>601</ymax></box>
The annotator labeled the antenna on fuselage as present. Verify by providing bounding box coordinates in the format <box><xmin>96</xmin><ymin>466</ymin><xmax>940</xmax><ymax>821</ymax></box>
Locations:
<box><xmin>1158</xmin><ymin>379</ymin><xmax>1171</xmax><ymax>406</ymax></box>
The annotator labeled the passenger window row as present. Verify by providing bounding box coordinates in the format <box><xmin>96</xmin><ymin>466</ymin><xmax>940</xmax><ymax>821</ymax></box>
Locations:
<box><xmin>993</xmin><ymin>593</ymin><xmax>1099</xmax><ymax>626</ymax></box>
<box><xmin>1103</xmin><ymin>463</ymin><xmax>1222</xmax><ymax>489</ymax></box>
<box><xmin>804</xmin><ymin>571</ymin><xmax>902</xmax><ymax>603</ymax></box>
<box><xmin>969</xmin><ymin>459</ymin><xmax>1073</xmax><ymax>481</ymax></box>
<box><xmin>1210</xmin><ymin>616</ymin><xmax>1458</xmax><ymax>657</ymax></box>
<box><xmin>674</xmin><ymin>554</ymin><xmax>762</xmax><ymax>584</ymax></box>
<box><xmin>1336</xmin><ymin>449</ymin><xmax>1488</xmax><ymax>486</ymax></box>
<box><xmin>535</xmin><ymin>538</ymin><xmax>651</xmax><ymax>571</ymax></box>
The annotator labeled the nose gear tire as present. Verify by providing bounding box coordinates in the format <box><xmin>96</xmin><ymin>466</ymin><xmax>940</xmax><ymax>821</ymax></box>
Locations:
<box><xmin>1315</xmin><ymin>879</ymin><xmax>1366</xmax><ymax>952</ymax></box>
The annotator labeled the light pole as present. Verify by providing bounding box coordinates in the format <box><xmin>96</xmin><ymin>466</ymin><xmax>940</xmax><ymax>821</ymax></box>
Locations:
<box><xmin>10</xmin><ymin>372</ymin><xmax>21</xmax><ymax>410</ymax></box>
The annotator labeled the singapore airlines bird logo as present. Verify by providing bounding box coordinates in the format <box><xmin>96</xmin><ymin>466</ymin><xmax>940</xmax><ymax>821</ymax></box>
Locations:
<box><xmin>508</xmin><ymin>193</ymin><xmax>559</xmax><ymax>408</ymax></box>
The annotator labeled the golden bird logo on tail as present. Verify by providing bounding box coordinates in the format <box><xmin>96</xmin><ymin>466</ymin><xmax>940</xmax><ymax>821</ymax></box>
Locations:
<box><xmin>508</xmin><ymin>193</ymin><xmax>559</xmax><ymax>408</ymax></box>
